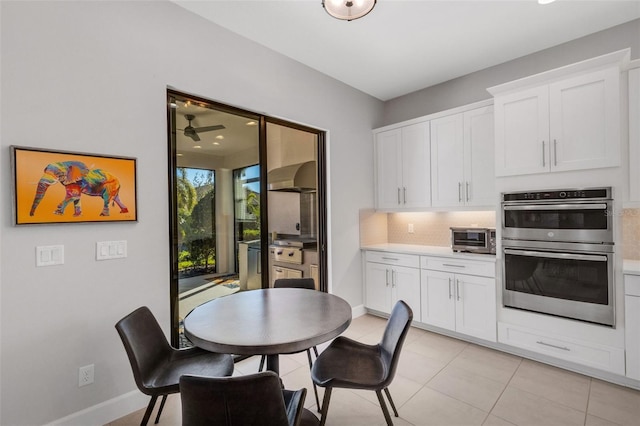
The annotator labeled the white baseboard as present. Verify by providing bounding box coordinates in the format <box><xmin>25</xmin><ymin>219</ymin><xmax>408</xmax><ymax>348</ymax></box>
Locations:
<box><xmin>45</xmin><ymin>390</ymin><xmax>147</xmax><ymax>426</ymax></box>
<box><xmin>351</xmin><ymin>304</ymin><xmax>366</xmax><ymax>318</ymax></box>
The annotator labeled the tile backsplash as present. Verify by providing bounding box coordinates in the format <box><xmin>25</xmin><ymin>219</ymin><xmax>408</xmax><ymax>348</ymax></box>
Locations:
<box><xmin>360</xmin><ymin>208</ymin><xmax>640</xmax><ymax>260</ymax></box>
<box><xmin>623</xmin><ymin>208</ymin><xmax>640</xmax><ymax>260</ymax></box>
<box><xmin>360</xmin><ymin>209</ymin><xmax>497</xmax><ymax>247</ymax></box>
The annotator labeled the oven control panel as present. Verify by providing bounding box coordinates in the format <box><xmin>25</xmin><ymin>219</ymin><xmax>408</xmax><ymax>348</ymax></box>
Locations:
<box><xmin>502</xmin><ymin>187</ymin><xmax>610</xmax><ymax>202</ymax></box>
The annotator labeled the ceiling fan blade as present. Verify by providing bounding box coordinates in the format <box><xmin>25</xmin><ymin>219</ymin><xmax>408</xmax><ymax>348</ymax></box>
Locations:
<box><xmin>189</xmin><ymin>132</ymin><xmax>201</xmax><ymax>142</ymax></box>
<box><xmin>194</xmin><ymin>124</ymin><xmax>226</xmax><ymax>133</ymax></box>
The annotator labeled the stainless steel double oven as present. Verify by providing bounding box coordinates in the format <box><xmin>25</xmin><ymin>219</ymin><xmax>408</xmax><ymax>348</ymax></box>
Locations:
<box><xmin>501</xmin><ymin>188</ymin><xmax>615</xmax><ymax>326</ymax></box>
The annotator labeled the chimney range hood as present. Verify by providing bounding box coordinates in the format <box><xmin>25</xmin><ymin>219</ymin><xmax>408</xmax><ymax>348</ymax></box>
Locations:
<box><xmin>267</xmin><ymin>161</ymin><xmax>316</xmax><ymax>192</ymax></box>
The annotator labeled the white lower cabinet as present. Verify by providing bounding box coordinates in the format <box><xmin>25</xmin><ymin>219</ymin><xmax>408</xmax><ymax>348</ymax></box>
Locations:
<box><xmin>498</xmin><ymin>322</ymin><xmax>625</xmax><ymax>375</ymax></box>
<box><xmin>365</xmin><ymin>251</ymin><xmax>421</xmax><ymax>315</ymax></box>
<box><xmin>625</xmin><ymin>274</ymin><xmax>640</xmax><ymax>380</ymax></box>
<box><xmin>420</xmin><ymin>256</ymin><xmax>497</xmax><ymax>342</ymax></box>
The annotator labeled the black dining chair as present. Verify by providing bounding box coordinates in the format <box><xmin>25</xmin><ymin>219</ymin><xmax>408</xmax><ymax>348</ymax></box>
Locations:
<box><xmin>311</xmin><ymin>300</ymin><xmax>413</xmax><ymax>426</ymax></box>
<box><xmin>180</xmin><ymin>371</ymin><xmax>320</xmax><ymax>426</ymax></box>
<box><xmin>259</xmin><ymin>278</ymin><xmax>321</xmax><ymax>409</ymax></box>
<box><xmin>115</xmin><ymin>306</ymin><xmax>234</xmax><ymax>426</ymax></box>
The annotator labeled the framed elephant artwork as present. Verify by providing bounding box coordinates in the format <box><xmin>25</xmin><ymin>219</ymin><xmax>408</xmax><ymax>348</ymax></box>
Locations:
<box><xmin>11</xmin><ymin>146</ymin><xmax>138</xmax><ymax>225</ymax></box>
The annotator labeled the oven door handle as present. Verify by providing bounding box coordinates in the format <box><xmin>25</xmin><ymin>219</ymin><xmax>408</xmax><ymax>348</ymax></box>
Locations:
<box><xmin>504</xmin><ymin>249</ymin><xmax>608</xmax><ymax>262</ymax></box>
<box><xmin>503</xmin><ymin>203</ymin><xmax>608</xmax><ymax>211</ymax></box>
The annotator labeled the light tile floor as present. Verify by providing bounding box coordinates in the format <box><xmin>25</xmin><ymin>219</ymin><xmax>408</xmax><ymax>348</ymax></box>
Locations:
<box><xmin>109</xmin><ymin>314</ymin><xmax>640</xmax><ymax>426</ymax></box>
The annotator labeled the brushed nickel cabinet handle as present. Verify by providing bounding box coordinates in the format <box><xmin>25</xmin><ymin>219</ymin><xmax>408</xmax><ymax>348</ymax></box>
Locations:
<box><xmin>458</xmin><ymin>182</ymin><xmax>462</xmax><ymax>202</ymax></box>
<box><xmin>397</xmin><ymin>188</ymin><xmax>401</xmax><ymax>204</ymax></box>
<box><xmin>553</xmin><ymin>139</ymin><xmax>558</xmax><ymax>166</ymax></box>
<box><xmin>542</xmin><ymin>141</ymin><xmax>546</xmax><ymax>167</ymax></box>
<box><xmin>448</xmin><ymin>278</ymin><xmax>452</xmax><ymax>299</ymax></box>
<box><xmin>466</xmin><ymin>181</ymin><xmax>470</xmax><ymax>202</ymax></box>
<box><xmin>456</xmin><ymin>279</ymin><xmax>461</xmax><ymax>301</ymax></box>
<box><xmin>536</xmin><ymin>340</ymin><xmax>570</xmax><ymax>351</ymax></box>
<box><xmin>403</xmin><ymin>187</ymin><xmax>407</xmax><ymax>204</ymax></box>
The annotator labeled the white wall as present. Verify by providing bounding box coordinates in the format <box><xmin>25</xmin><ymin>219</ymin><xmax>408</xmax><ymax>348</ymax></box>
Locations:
<box><xmin>0</xmin><ymin>1</ymin><xmax>382</xmax><ymax>424</ymax></box>
<box><xmin>382</xmin><ymin>18</ymin><xmax>640</xmax><ymax>126</ymax></box>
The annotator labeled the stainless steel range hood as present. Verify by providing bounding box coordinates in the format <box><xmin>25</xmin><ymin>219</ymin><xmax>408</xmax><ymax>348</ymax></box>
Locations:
<box><xmin>267</xmin><ymin>161</ymin><xmax>316</xmax><ymax>192</ymax></box>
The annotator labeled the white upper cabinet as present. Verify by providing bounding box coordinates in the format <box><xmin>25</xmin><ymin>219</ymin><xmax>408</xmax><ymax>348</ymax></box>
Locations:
<box><xmin>489</xmin><ymin>50</ymin><xmax>628</xmax><ymax>177</ymax></box>
<box><xmin>431</xmin><ymin>105</ymin><xmax>495</xmax><ymax>207</ymax></box>
<box><xmin>629</xmin><ymin>66</ymin><xmax>640</xmax><ymax>204</ymax></box>
<box><xmin>375</xmin><ymin>122</ymin><xmax>431</xmax><ymax>210</ymax></box>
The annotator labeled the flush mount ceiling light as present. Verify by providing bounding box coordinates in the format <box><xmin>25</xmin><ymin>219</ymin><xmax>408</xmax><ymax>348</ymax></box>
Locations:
<box><xmin>322</xmin><ymin>0</ymin><xmax>376</xmax><ymax>21</ymax></box>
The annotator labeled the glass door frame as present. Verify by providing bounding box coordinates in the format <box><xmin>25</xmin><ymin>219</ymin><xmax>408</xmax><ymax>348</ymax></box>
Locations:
<box><xmin>167</xmin><ymin>90</ymin><xmax>328</xmax><ymax>346</ymax></box>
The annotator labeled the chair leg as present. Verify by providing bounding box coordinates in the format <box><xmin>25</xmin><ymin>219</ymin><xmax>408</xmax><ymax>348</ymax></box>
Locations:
<box><xmin>318</xmin><ymin>387</ymin><xmax>332</xmax><ymax>426</ymax></box>
<box><xmin>383</xmin><ymin>387</ymin><xmax>399</xmax><ymax>417</ymax></box>
<box><xmin>306</xmin><ymin>349</ymin><xmax>321</xmax><ymax>410</ymax></box>
<box><xmin>312</xmin><ymin>345</ymin><xmax>319</xmax><ymax>358</ymax></box>
<box><xmin>375</xmin><ymin>390</ymin><xmax>394</xmax><ymax>426</ymax></box>
<box><xmin>154</xmin><ymin>394</ymin><xmax>168</xmax><ymax>424</ymax></box>
<box><xmin>258</xmin><ymin>355</ymin><xmax>266</xmax><ymax>372</ymax></box>
<box><xmin>140</xmin><ymin>395</ymin><xmax>157</xmax><ymax>426</ymax></box>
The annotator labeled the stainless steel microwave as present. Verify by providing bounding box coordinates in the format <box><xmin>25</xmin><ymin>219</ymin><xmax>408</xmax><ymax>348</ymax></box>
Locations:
<box><xmin>450</xmin><ymin>227</ymin><xmax>496</xmax><ymax>254</ymax></box>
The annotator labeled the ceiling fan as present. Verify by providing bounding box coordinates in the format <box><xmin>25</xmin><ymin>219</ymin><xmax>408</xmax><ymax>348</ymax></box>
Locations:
<box><xmin>181</xmin><ymin>114</ymin><xmax>225</xmax><ymax>142</ymax></box>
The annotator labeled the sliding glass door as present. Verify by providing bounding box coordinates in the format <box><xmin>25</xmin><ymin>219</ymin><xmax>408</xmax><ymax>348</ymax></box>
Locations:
<box><xmin>167</xmin><ymin>90</ymin><xmax>327</xmax><ymax>347</ymax></box>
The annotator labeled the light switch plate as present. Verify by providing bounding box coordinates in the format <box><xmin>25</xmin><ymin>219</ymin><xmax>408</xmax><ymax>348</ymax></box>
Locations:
<box><xmin>96</xmin><ymin>241</ymin><xmax>127</xmax><ymax>260</ymax></box>
<box><xmin>36</xmin><ymin>245</ymin><xmax>64</xmax><ymax>267</ymax></box>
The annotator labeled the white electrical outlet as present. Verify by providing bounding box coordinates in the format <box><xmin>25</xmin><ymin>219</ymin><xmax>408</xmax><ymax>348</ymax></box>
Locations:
<box><xmin>408</xmin><ymin>223</ymin><xmax>414</xmax><ymax>233</ymax></box>
<box><xmin>79</xmin><ymin>364</ymin><xmax>94</xmax><ymax>387</ymax></box>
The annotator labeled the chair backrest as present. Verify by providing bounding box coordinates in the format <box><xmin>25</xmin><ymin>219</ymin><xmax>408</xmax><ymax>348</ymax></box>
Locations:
<box><xmin>273</xmin><ymin>277</ymin><xmax>315</xmax><ymax>290</ymax></box>
<box><xmin>379</xmin><ymin>300</ymin><xmax>413</xmax><ymax>387</ymax></box>
<box><xmin>180</xmin><ymin>371</ymin><xmax>305</xmax><ymax>426</ymax></box>
<box><xmin>115</xmin><ymin>306</ymin><xmax>173</xmax><ymax>393</ymax></box>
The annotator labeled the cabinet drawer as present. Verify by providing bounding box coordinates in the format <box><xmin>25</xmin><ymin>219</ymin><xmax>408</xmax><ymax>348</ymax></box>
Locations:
<box><xmin>366</xmin><ymin>251</ymin><xmax>420</xmax><ymax>268</ymax></box>
<box><xmin>498</xmin><ymin>322</ymin><xmax>625</xmax><ymax>375</ymax></box>
<box><xmin>625</xmin><ymin>274</ymin><xmax>640</xmax><ymax>296</ymax></box>
<box><xmin>421</xmin><ymin>256</ymin><xmax>495</xmax><ymax>277</ymax></box>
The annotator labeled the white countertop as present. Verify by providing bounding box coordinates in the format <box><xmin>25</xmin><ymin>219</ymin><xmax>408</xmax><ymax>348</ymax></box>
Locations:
<box><xmin>624</xmin><ymin>260</ymin><xmax>640</xmax><ymax>275</ymax></box>
<box><xmin>361</xmin><ymin>243</ymin><xmax>497</xmax><ymax>262</ymax></box>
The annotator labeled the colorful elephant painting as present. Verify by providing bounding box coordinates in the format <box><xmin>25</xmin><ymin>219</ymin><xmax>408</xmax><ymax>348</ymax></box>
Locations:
<box><xmin>29</xmin><ymin>161</ymin><xmax>129</xmax><ymax>217</ymax></box>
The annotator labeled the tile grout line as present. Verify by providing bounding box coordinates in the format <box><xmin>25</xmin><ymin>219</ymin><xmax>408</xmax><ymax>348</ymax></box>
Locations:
<box><xmin>483</xmin><ymin>354</ymin><xmax>524</xmax><ymax>425</ymax></box>
<box><xmin>583</xmin><ymin>378</ymin><xmax>592</xmax><ymax>426</ymax></box>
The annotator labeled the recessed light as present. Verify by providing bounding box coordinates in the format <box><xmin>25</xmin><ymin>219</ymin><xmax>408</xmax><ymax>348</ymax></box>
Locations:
<box><xmin>216</xmin><ymin>135</ymin><xmax>224</xmax><ymax>140</ymax></box>
<box><xmin>213</xmin><ymin>142</ymin><xmax>220</xmax><ymax>146</ymax></box>
<box><xmin>194</xmin><ymin>145</ymin><xmax>201</xmax><ymax>149</ymax></box>
<box><xmin>246</xmin><ymin>121</ymin><xmax>257</xmax><ymax>126</ymax></box>
<box><xmin>169</xmin><ymin>102</ymin><xmax>177</xmax><ymax>108</ymax></box>
<box><xmin>177</xmin><ymin>153</ymin><xmax>183</xmax><ymax>157</ymax></box>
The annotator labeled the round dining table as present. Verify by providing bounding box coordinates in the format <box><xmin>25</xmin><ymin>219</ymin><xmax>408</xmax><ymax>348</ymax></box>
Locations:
<box><xmin>183</xmin><ymin>288</ymin><xmax>352</xmax><ymax>374</ymax></box>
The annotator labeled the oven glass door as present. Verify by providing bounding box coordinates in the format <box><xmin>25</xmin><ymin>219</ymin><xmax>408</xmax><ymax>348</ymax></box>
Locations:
<box><xmin>504</xmin><ymin>248</ymin><xmax>610</xmax><ymax>305</ymax></box>
<box><xmin>502</xmin><ymin>202</ymin><xmax>612</xmax><ymax>243</ymax></box>
<box><xmin>503</xmin><ymin>203</ymin><xmax>609</xmax><ymax>230</ymax></box>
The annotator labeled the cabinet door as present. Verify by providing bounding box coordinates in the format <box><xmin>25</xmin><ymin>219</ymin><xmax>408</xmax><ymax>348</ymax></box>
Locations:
<box><xmin>494</xmin><ymin>86</ymin><xmax>550</xmax><ymax>176</ymax></box>
<box><xmin>375</xmin><ymin>129</ymin><xmax>402</xmax><ymax>209</ymax></box>
<box><xmin>391</xmin><ymin>265</ymin><xmax>421</xmax><ymax>315</ymax></box>
<box><xmin>420</xmin><ymin>270</ymin><xmax>456</xmax><ymax>331</ymax></box>
<box><xmin>401</xmin><ymin>122</ymin><xmax>431</xmax><ymax>209</ymax></box>
<box><xmin>629</xmin><ymin>68</ymin><xmax>640</xmax><ymax>203</ymax></box>
<box><xmin>430</xmin><ymin>114</ymin><xmax>464</xmax><ymax>207</ymax></box>
<box><xmin>455</xmin><ymin>274</ymin><xmax>496</xmax><ymax>342</ymax></box>
<box><xmin>365</xmin><ymin>262</ymin><xmax>391</xmax><ymax>313</ymax></box>
<box><xmin>549</xmin><ymin>67</ymin><xmax>620</xmax><ymax>171</ymax></box>
<box><xmin>464</xmin><ymin>106</ymin><xmax>495</xmax><ymax>206</ymax></box>
<box><xmin>625</xmin><ymin>294</ymin><xmax>640</xmax><ymax>380</ymax></box>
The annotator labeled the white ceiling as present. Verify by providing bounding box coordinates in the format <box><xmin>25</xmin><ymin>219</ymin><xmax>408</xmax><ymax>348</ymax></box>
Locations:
<box><xmin>173</xmin><ymin>0</ymin><xmax>640</xmax><ymax>101</ymax></box>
